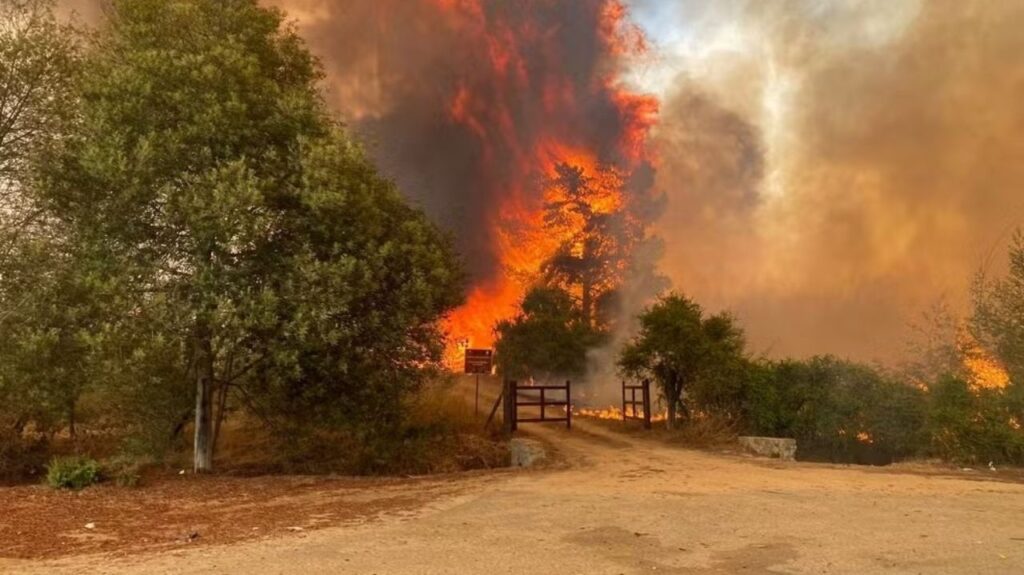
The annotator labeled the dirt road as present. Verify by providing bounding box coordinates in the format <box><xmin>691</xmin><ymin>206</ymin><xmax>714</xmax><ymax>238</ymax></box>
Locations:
<box><xmin>5</xmin><ymin>419</ymin><xmax>1024</xmax><ymax>574</ymax></box>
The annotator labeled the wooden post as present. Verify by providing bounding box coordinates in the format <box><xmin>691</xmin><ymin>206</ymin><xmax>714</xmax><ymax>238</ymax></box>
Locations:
<box><xmin>540</xmin><ymin>387</ymin><xmax>546</xmax><ymax>422</ymax></box>
<box><xmin>642</xmin><ymin>379</ymin><xmax>652</xmax><ymax>430</ymax></box>
<box><xmin>621</xmin><ymin>380</ymin><xmax>626</xmax><ymax>422</ymax></box>
<box><xmin>511</xmin><ymin>380</ymin><xmax>518</xmax><ymax>432</ymax></box>
<box><xmin>501</xmin><ymin>379</ymin><xmax>518</xmax><ymax>433</ymax></box>
<box><xmin>566</xmin><ymin>380</ymin><xmax>572</xmax><ymax>430</ymax></box>
<box><xmin>475</xmin><ymin>373</ymin><xmax>480</xmax><ymax>415</ymax></box>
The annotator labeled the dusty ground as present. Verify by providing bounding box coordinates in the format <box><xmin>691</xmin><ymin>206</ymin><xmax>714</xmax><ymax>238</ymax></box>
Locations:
<box><xmin>3</xmin><ymin>416</ymin><xmax>1024</xmax><ymax>574</ymax></box>
<box><xmin>0</xmin><ymin>470</ymin><xmax>489</xmax><ymax>560</ymax></box>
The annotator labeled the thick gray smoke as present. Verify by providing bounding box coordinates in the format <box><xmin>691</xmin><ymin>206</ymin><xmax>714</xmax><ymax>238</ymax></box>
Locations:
<box><xmin>632</xmin><ymin>0</ymin><xmax>1024</xmax><ymax>363</ymax></box>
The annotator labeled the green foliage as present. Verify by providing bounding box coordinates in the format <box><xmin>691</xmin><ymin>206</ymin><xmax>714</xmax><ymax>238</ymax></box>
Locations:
<box><xmin>741</xmin><ymin>357</ymin><xmax>926</xmax><ymax>464</ymax></box>
<box><xmin>0</xmin><ymin>0</ymin><xmax>463</xmax><ymax>472</ymax></box>
<box><xmin>618</xmin><ymin>293</ymin><xmax>745</xmax><ymax>428</ymax></box>
<box><xmin>104</xmin><ymin>454</ymin><xmax>149</xmax><ymax>487</ymax></box>
<box><xmin>0</xmin><ymin>0</ymin><xmax>85</xmax><ymax>447</ymax></box>
<box><xmin>0</xmin><ymin>0</ymin><xmax>79</xmax><ymax>188</ymax></box>
<box><xmin>495</xmin><ymin>286</ymin><xmax>604</xmax><ymax>381</ymax></box>
<box><xmin>270</xmin><ymin>379</ymin><xmax>507</xmax><ymax>475</ymax></box>
<box><xmin>46</xmin><ymin>456</ymin><xmax>100</xmax><ymax>490</ymax></box>
<box><xmin>925</xmin><ymin>375</ymin><xmax>1024</xmax><ymax>464</ymax></box>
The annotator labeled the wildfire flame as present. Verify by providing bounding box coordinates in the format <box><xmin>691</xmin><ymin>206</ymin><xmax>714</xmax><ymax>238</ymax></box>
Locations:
<box><xmin>957</xmin><ymin>329</ymin><xmax>1010</xmax><ymax>390</ymax></box>
<box><xmin>433</xmin><ymin>0</ymin><xmax>659</xmax><ymax>359</ymax></box>
<box><xmin>576</xmin><ymin>406</ymin><xmax>667</xmax><ymax>423</ymax></box>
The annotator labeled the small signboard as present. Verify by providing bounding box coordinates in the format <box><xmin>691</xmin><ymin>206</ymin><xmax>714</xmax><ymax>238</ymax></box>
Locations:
<box><xmin>464</xmin><ymin>348</ymin><xmax>493</xmax><ymax>374</ymax></box>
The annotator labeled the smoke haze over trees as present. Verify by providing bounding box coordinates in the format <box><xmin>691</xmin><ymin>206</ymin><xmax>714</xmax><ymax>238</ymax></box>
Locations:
<box><xmin>52</xmin><ymin>0</ymin><xmax>1024</xmax><ymax>365</ymax></box>
<box><xmin>634</xmin><ymin>0</ymin><xmax>1024</xmax><ymax>362</ymax></box>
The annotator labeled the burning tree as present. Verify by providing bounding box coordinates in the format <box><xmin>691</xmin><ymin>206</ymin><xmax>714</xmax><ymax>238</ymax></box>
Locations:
<box><xmin>319</xmin><ymin>0</ymin><xmax>661</xmax><ymax>352</ymax></box>
<box><xmin>542</xmin><ymin>161</ymin><xmax>639</xmax><ymax>329</ymax></box>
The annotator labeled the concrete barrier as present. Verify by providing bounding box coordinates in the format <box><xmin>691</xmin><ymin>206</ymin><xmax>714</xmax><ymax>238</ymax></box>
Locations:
<box><xmin>509</xmin><ymin>438</ymin><xmax>547</xmax><ymax>468</ymax></box>
<box><xmin>738</xmin><ymin>436</ymin><xmax>797</xmax><ymax>461</ymax></box>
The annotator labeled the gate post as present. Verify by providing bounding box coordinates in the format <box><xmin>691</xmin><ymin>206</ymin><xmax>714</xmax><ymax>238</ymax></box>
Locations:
<box><xmin>503</xmin><ymin>379</ymin><xmax>518</xmax><ymax>434</ymax></box>
<box><xmin>566</xmin><ymin>380</ymin><xmax>572</xmax><ymax>430</ymax></box>
<box><xmin>621</xmin><ymin>380</ymin><xmax>627</xmax><ymax>422</ymax></box>
<box><xmin>642</xmin><ymin>379</ymin><xmax>652</xmax><ymax>430</ymax></box>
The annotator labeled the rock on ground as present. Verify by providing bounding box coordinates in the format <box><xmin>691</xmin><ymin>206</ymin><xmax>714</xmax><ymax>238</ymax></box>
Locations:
<box><xmin>509</xmin><ymin>438</ymin><xmax>547</xmax><ymax>467</ymax></box>
<box><xmin>738</xmin><ymin>436</ymin><xmax>797</xmax><ymax>461</ymax></box>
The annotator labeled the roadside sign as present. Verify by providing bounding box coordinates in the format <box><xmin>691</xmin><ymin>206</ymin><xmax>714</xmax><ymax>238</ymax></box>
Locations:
<box><xmin>464</xmin><ymin>348</ymin><xmax>493</xmax><ymax>374</ymax></box>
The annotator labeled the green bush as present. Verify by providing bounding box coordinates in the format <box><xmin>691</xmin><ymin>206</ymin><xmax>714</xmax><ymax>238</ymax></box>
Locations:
<box><xmin>925</xmin><ymin>376</ymin><xmax>1024</xmax><ymax>464</ymax></box>
<box><xmin>104</xmin><ymin>454</ymin><xmax>149</xmax><ymax>488</ymax></box>
<box><xmin>46</xmin><ymin>456</ymin><xmax>101</xmax><ymax>490</ymax></box>
<box><xmin>739</xmin><ymin>356</ymin><xmax>927</xmax><ymax>464</ymax></box>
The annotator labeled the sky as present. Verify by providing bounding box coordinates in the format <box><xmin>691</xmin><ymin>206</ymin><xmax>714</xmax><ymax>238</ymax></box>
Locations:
<box><xmin>55</xmin><ymin>0</ymin><xmax>1024</xmax><ymax>364</ymax></box>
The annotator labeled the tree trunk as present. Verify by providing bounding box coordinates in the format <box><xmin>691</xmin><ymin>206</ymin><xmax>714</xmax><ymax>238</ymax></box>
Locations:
<box><xmin>193</xmin><ymin>315</ymin><xmax>214</xmax><ymax>473</ymax></box>
<box><xmin>580</xmin><ymin>240</ymin><xmax>593</xmax><ymax>326</ymax></box>
<box><xmin>67</xmin><ymin>398</ymin><xmax>76</xmax><ymax>441</ymax></box>
<box><xmin>664</xmin><ymin>380</ymin><xmax>682</xmax><ymax>431</ymax></box>
<box><xmin>211</xmin><ymin>380</ymin><xmax>230</xmax><ymax>456</ymax></box>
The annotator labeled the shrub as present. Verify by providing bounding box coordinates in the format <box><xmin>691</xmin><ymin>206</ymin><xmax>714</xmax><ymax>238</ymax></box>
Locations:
<box><xmin>46</xmin><ymin>456</ymin><xmax>100</xmax><ymax>490</ymax></box>
<box><xmin>104</xmin><ymin>454</ymin><xmax>150</xmax><ymax>488</ymax></box>
<box><xmin>268</xmin><ymin>378</ymin><xmax>508</xmax><ymax>475</ymax></box>
<box><xmin>741</xmin><ymin>357</ymin><xmax>927</xmax><ymax>464</ymax></box>
<box><xmin>925</xmin><ymin>375</ymin><xmax>1024</xmax><ymax>464</ymax></box>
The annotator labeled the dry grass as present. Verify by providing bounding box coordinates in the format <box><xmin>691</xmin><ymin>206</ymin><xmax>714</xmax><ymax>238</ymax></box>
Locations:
<box><xmin>210</xmin><ymin>378</ymin><xmax>509</xmax><ymax>477</ymax></box>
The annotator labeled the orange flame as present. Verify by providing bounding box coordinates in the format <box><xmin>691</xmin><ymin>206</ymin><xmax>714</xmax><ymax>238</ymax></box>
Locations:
<box><xmin>576</xmin><ymin>405</ymin><xmax>668</xmax><ymax>423</ymax></box>
<box><xmin>957</xmin><ymin>329</ymin><xmax>1010</xmax><ymax>390</ymax></box>
<box><xmin>436</xmin><ymin>0</ymin><xmax>658</xmax><ymax>361</ymax></box>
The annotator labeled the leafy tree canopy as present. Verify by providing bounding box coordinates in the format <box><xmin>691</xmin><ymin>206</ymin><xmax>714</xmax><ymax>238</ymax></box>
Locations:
<box><xmin>618</xmin><ymin>293</ymin><xmax>745</xmax><ymax>428</ymax></box>
<box><xmin>494</xmin><ymin>285</ymin><xmax>603</xmax><ymax>382</ymax></box>
<box><xmin>16</xmin><ymin>0</ymin><xmax>464</xmax><ymax>469</ymax></box>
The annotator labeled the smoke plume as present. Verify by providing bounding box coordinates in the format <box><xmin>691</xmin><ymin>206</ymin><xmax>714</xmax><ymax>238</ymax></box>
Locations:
<box><xmin>57</xmin><ymin>0</ymin><xmax>1024</xmax><ymax>366</ymax></box>
<box><xmin>634</xmin><ymin>0</ymin><xmax>1024</xmax><ymax>362</ymax></box>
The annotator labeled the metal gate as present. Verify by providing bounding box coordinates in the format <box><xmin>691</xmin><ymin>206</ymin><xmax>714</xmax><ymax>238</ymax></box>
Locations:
<box><xmin>498</xmin><ymin>379</ymin><xmax>572</xmax><ymax>432</ymax></box>
<box><xmin>622</xmin><ymin>379</ymin><xmax>652</xmax><ymax>429</ymax></box>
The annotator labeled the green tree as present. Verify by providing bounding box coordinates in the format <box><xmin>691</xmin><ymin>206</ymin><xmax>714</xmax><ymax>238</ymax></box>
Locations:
<box><xmin>0</xmin><ymin>0</ymin><xmax>78</xmax><ymax>195</ymax></box>
<box><xmin>36</xmin><ymin>0</ymin><xmax>463</xmax><ymax>471</ymax></box>
<box><xmin>494</xmin><ymin>286</ymin><xmax>603</xmax><ymax>382</ymax></box>
<box><xmin>0</xmin><ymin>0</ymin><xmax>85</xmax><ymax>440</ymax></box>
<box><xmin>618</xmin><ymin>293</ymin><xmax>745</xmax><ymax>429</ymax></box>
